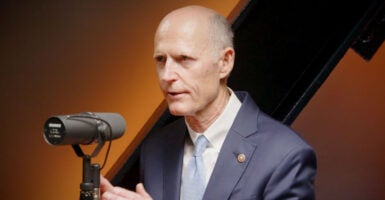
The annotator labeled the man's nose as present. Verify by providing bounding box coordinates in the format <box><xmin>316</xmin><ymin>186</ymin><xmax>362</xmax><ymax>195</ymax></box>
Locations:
<box><xmin>159</xmin><ymin>59</ymin><xmax>178</xmax><ymax>82</ymax></box>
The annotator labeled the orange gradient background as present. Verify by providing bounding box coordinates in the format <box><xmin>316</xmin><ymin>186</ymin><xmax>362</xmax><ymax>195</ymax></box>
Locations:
<box><xmin>293</xmin><ymin>44</ymin><xmax>385</xmax><ymax>199</ymax></box>
<box><xmin>1</xmin><ymin>0</ymin><xmax>384</xmax><ymax>199</ymax></box>
<box><xmin>0</xmin><ymin>1</ymin><xmax>239</xmax><ymax>200</ymax></box>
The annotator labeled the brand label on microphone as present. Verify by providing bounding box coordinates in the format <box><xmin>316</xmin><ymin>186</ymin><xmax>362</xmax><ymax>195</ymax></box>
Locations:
<box><xmin>48</xmin><ymin>123</ymin><xmax>62</xmax><ymax>128</ymax></box>
<box><xmin>44</xmin><ymin>117</ymin><xmax>65</xmax><ymax>145</ymax></box>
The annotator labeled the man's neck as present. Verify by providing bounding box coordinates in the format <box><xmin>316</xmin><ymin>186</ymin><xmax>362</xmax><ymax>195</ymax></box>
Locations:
<box><xmin>185</xmin><ymin>87</ymin><xmax>230</xmax><ymax>133</ymax></box>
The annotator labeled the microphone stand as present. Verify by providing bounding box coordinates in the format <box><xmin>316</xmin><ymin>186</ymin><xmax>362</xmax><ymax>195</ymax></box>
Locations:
<box><xmin>72</xmin><ymin>141</ymin><xmax>105</xmax><ymax>200</ymax></box>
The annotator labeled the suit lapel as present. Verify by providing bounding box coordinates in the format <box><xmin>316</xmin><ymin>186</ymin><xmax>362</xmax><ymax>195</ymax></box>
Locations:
<box><xmin>204</xmin><ymin>92</ymin><xmax>260</xmax><ymax>200</ymax></box>
<box><xmin>203</xmin><ymin>130</ymin><xmax>258</xmax><ymax>200</ymax></box>
<box><xmin>162</xmin><ymin>120</ymin><xmax>187</xmax><ymax>200</ymax></box>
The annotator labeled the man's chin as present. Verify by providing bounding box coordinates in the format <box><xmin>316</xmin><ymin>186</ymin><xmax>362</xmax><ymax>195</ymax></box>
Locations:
<box><xmin>168</xmin><ymin>109</ymin><xmax>186</xmax><ymax>116</ymax></box>
<box><xmin>168</xmin><ymin>105</ymin><xmax>191</xmax><ymax>116</ymax></box>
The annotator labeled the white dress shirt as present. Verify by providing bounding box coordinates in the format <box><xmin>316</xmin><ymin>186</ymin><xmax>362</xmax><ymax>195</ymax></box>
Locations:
<box><xmin>182</xmin><ymin>89</ymin><xmax>242</xmax><ymax>187</ymax></box>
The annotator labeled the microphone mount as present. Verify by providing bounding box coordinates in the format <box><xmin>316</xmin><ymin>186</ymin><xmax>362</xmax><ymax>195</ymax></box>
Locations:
<box><xmin>69</xmin><ymin>112</ymin><xmax>111</xmax><ymax>158</ymax></box>
<box><xmin>68</xmin><ymin>113</ymin><xmax>114</xmax><ymax>200</ymax></box>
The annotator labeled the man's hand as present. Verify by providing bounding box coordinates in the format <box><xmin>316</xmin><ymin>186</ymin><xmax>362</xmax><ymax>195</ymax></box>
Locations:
<box><xmin>100</xmin><ymin>176</ymin><xmax>153</xmax><ymax>200</ymax></box>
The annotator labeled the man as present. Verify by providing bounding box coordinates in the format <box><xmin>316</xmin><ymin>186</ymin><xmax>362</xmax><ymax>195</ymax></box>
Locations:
<box><xmin>101</xmin><ymin>5</ymin><xmax>316</xmax><ymax>200</ymax></box>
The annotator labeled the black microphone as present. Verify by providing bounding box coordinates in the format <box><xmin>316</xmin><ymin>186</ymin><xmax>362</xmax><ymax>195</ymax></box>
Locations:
<box><xmin>43</xmin><ymin>112</ymin><xmax>126</xmax><ymax>145</ymax></box>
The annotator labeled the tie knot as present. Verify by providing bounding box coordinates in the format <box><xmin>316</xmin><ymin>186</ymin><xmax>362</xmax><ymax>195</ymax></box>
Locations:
<box><xmin>194</xmin><ymin>135</ymin><xmax>208</xmax><ymax>157</ymax></box>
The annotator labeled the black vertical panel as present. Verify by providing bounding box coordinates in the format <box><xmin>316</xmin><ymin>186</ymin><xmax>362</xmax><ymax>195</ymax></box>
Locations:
<box><xmin>229</xmin><ymin>0</ymin><xmax>384</xmax><ymax>124</ymax></box>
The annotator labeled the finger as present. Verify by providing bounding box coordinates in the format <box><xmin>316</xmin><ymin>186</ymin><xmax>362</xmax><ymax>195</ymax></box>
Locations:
<box><xmin>113</xmin><ymin>186</ymin><xmax>142</xmax><ymax>198</ymax></box>
<box><xmin>102</xmin><ymin>191</ymin><xmax>126</xmax><ymax>200</ymax></box>
<box><xmin>100</xmin><ymin>175</ymin><xmax>114</xmax><ymax>193</ymax></box>
<box><xmin>102</xmin><ymin>191</ymin><xmax>113</xmax><ymax>200</ymax></box>
<box><xmin>136</xmin><ymin>183</ymin><xmax>152</xmax><ymax>198</ymax></box>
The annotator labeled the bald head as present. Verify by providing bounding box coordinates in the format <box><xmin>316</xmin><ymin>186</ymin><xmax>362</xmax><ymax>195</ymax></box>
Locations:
<box><xmin>155</xmin><ymin>5</ymin><xmax>234</xmax><ymax>57</ymax></box>
<box><xmin>153</xmin><ymin>5</ymin><xmax>236</xmax><ymax>122</ymax></box>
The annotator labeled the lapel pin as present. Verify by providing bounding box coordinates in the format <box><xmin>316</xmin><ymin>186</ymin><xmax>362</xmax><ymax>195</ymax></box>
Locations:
<box><xmin>237</xmin><ymin>153</ymin><xmax>246</xmax><ymax>163</ymax></box>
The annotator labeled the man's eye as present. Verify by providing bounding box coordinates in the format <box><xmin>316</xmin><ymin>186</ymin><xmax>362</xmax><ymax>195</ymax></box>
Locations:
<box><xmin>155</xmin><ymin>56</ymin><xmax>166</xmax><ymax>64</ymax></box>
<box><xmin>179</xmin><ymin>55</ymin><xmax>193</xmax><ymax>62</ymax></box>
<box><xmin>181</xmin><ymin>55</ymin><xmax>189</xmax><ymax>61</ymax></box>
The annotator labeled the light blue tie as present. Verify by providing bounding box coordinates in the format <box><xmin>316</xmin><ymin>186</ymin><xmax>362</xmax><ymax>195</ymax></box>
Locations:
<box><xmin>182</xmin><ymin>135</ymin><xmax>209</xmax><ymax>200</ymax></box>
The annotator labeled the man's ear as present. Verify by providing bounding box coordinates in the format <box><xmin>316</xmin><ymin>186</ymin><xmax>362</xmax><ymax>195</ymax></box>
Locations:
<box><xmin>218</xmin><ymin>47</ymin><xmax>235</xmax><ymax>79</ymax></box>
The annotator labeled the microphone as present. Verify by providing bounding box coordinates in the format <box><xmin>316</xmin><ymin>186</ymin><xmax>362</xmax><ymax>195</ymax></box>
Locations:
<box><xmin>43</xmin><ymin>112</ymin><xmax>126</xmax><ymax>145</ymax></box>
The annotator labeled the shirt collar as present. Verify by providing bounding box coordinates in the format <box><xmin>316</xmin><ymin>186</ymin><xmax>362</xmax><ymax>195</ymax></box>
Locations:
<box><xmin>186</xmin><ymin>88</ymin><xmax>242</xmax><ymax>151</ymax></box>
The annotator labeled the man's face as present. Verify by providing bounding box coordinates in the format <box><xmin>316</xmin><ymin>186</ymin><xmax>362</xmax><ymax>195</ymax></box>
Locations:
<box><xmin>153</xmin><ymin>18</ymin><xmax>223</xmax><ymax>117</ymax></box>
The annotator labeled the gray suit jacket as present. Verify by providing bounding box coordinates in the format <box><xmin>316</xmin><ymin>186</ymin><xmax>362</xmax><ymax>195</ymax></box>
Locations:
<box><xmin>140</xmin><ymin>91</ymin><xmax>316</xmax><ymax>200</ymax></box>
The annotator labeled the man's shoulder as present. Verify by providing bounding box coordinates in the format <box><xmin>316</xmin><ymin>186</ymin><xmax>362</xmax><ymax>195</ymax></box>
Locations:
<box><xmin>233</xmin><ymin>91</ymin><xmax>313</xmax><ymax>151</ymax></box>
<box><xmin>252</xmin><ymin>113</ymin><xmax>315</xmax><ymax>168</ymax></box>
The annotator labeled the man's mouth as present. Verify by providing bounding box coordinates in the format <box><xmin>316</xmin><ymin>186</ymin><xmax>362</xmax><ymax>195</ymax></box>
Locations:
<box><xmin>167</xmin><ymin>91</ymin><xmax>186</xmax><ymax>98</ymax></box>
<box><xmin>168</xmin><ymin>92</ymin><xmax>181</xmax><ymax>96</ymax></box>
